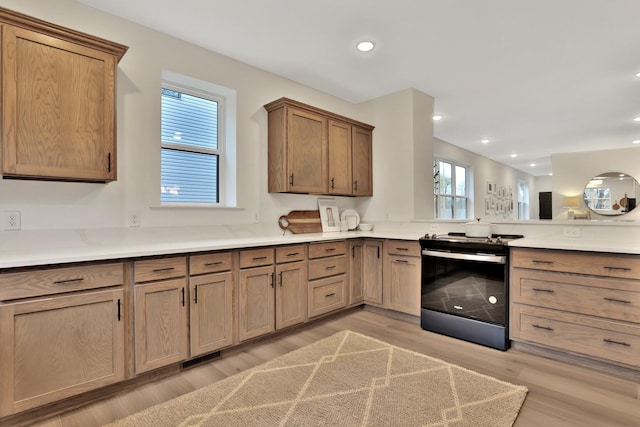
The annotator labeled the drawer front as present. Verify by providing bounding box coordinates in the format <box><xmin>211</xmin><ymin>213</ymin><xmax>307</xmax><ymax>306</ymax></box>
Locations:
<box><xmin>134</xmin><ymin>257</ymin><xmax>187</xmax><ymax>283</ymax></box>
<box><xmin>308</xmin><ymin>255</ymin><xmax>347</xmax><ymax>280</ymax></box>
<box><xmin>308</xmin><ymin>276</ymin><xmax>346</xmax><ymax>318</ymax></box>
<box><xmin>511</xmin><ymin>268</ymin><xmax>640</xmax><ymax>323</ymax></box>
<box><xmin>276</xmin><ymin>244</ymin><xmax>306</xmax><ymax>264</ymax></box>
<box><xmin>239</xmin><ymin>247</ymin><xmax>275</xmax><ymax>269</ymax></box>
<box><xmin>308</xmin><ymin>240</ymin><xmax>347</xmax><ymax>259</ymax></box>
<box><xmin>190</xmin><ymin>251</ymin><xmax>233</xmax><ymax>275</ymax></box>
<box><xmin>385</xmin><ymin>240</ymin><xmax>421</xmax><ymax>257</ymax></box>
<box><xmin>511</xmin><ymin>248</ymin><xmax>640</xmax><ymax>280</ymax></box>
<box><xmin>0</xmin><ymin>263</ymin><xmax>124</xmax><ymax>300</ymax></box>
<box><xmin>512</xmin><ymin>305</ymin><xmax>640</xmax><ymax>367</ymax></box>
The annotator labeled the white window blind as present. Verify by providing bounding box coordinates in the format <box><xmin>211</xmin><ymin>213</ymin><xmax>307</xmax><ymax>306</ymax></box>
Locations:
<box><xmin>161</xmin><ymin>86</ymin><xmax>222</xmax><ymax>204</ymax></box>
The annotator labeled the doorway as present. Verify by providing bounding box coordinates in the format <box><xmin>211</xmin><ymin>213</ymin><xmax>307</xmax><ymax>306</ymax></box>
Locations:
<box><xmin>539</xmin><ymin>192</ymin><xmax>552</xmax><ymax>219</ymax></box>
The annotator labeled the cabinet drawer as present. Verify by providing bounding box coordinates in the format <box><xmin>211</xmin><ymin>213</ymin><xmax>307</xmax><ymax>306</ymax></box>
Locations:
<box><xmin>512</xmin><ymin>305</ymin><xmax>640</xmax><ymax>368</ymax></box>
<box><xmin>308</xmin><ymin>240</ymin><xmax>347</xmax><ymax>259</ymax></box>
<box><xmin>511</xmin><ymin>248</ymin><xmax>640</xmax><ymax>280</ymax></box>
<box><xmin>308</xmin><ymin>255</ymin><xmax>347</xmax><ymax>280</ymax></box>
<box><xmin>239</xmin><ymin>247</ymin><xmax>274</xmax><ymax>268</ymax></box>
<box><xmin>276</xmin><ymin>244</ymin><xmax>306</xmax><ymax>263</ymax></box>
<box><xmin>134</xmin><ymin>257</ymin><xmax>187</xmax><ymax>283</ymax></box>
<box><xmin>190</xmin><ymin>251</ymin><xmax>233</xmax><ymax>275</ymax></box>
<box><xmin>385</xmin><ymin>240</ymin><xmax>421</xmax><ymax>257</ymax></box>
<box><xmin>0</xmin><ymin>262</ymin><xmax>124</xmax><ymax>300</ymax></box>
<box><xmin>308</xmin><ymin>276</ymin><xmax>346</xmax><ymax>318</ymax></box>
<box><xmin>511</xmin><ymin>268</ymin><xmax>640</xmax><ymax>323</ymax></box>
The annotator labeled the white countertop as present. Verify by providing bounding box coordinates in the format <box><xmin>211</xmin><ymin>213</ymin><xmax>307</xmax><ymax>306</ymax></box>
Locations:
<box><xmin>2</xmin><ymin>221</ymin><xmax>640</xmax><ymax>269</ymax></box>
<box><xmin>0</xmin><ymin>225</ymin><xmax>424</xmax><ymax>269</ymax></box>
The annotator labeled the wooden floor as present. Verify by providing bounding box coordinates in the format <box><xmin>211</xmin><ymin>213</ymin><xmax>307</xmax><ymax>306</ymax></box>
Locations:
<box><xmin>21</xmin><ymin>309</ymin><xmax>640</xmax><ymax>427</ymax></box>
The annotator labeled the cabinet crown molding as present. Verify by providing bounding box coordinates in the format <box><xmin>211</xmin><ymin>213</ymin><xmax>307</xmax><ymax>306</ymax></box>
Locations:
<box><xmin>264</xmin><ymin>97</ymin><xmax>374</xmax><ymax>131</ymax></box>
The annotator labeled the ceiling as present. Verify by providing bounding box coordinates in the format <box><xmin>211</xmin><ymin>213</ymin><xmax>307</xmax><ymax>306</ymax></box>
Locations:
<box><xmin>78</xmin><ymin>0</ymin><xmax>640</xmax><ymax>176</ymax></box>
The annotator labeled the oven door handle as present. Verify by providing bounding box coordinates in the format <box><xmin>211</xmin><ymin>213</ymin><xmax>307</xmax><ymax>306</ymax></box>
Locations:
<box><xmin>422</xmin><ymin>249</ymin><xmax>506</xmax><ymax>264</ymax></box>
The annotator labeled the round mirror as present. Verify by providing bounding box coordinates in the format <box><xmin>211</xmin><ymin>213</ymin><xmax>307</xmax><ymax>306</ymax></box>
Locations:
<box><xmin>583</xmin><ymin>172</ymin><xmax>639</xmax><ymax>216</ymax></box>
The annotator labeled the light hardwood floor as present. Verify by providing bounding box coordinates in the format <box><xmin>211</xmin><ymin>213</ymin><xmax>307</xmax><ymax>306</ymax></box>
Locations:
<box><xmin>19</xmin><ymin>308</ymin><xmax>640</xmax><ymax>426</ymax></box>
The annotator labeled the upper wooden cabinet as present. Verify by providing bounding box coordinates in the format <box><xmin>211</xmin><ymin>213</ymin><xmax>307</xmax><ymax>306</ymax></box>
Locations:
<box><xmin>0</xmin><ymin>7</ymin><xmax>128</xmax><ymax>182</ymax></box>
<box><xmin>264</xmin><ymin>97</ymin><xmax>374</xmax><ymax>196</ymax></box>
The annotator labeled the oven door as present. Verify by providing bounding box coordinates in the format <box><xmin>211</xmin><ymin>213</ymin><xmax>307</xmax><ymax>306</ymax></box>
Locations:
<box><xmin>421</xmin><ymin>250</ymin><xmax>507</xmax><ymax>326</ymax></box>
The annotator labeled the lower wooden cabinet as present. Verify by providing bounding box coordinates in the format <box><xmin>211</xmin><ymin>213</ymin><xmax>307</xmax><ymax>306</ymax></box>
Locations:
<box><xmin>363</xmin><ymin>240</ymin><xmax>383</xmax><ymax>306</ymax></box>
<box><xmin>189</xmin><ymin>271</ymin><xmax>234</xmax><ymax>357</ymax></box>
<box><xmin>0</xmin><ymin>289</ymin><xmax>125</xmax><ymax>416</ymax></box>
<box><xmin>308</xmin><ymin>275</ymin><xmax>347</xmax><ymax>318</ymax></box>
<box><xmin>239</xmin><ymin>265</ymin><xmax>276</xmax><ymax>342</ymax></box>
<box><xmin>276</xmin><ymin>260</ymin><xmax>307</xmax><ymax>329</ymax></box>
<box><xmin>383</xmin><ymin>240</ymin><xmax>421</xmax><ymax>316</ymax></box>
<box><xmin>134</xmin><ymin>278</ymin><xmax>188</xmax><ymax>374</ymax></box>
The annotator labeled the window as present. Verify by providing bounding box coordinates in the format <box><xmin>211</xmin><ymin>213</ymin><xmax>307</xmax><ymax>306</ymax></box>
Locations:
<box><xmin>584</xmin><ymin>187</ymin><xmax>611</xmax><ymax>210</ymax></box>
<box><xmin>161</xmin><ymin>85</ymin><xmax>222</xmax><ymax>204</ymax></box>
<box><xmin>434</xmin><ymin>159</ymin><xmax>469</xmax><ymax>219</ymax></box>
<box><xmin>160</xmin><ymin>71</ymin><xmax>237</xmax><ymax>207</ymax></box>
<box><xmin>518</xmin><ymin>181</ymin><xmax>530</xmax><ymax>220</ymax></box>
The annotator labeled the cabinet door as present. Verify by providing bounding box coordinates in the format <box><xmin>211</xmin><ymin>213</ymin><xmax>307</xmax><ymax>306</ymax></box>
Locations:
<box><xmin>239</xmin><ymin>266</ymin><xmax>275</xmax><ymax>341</ymax></box>
<box><xmin>287</xmin><ymin>107</ymin><xmax>327</xmax><ymax>193</ymax></box>
<box><xmin>0</xmin><ymin>289</ymin><xmax>124</xmax><ymax>416</ymax></box>
<box><xmin>328</xmin><ymin>119</ymin><xmax>353</xmax><ymax>195</ymax></box>
<box><xmin>349</xmin><ymin>241</ymin><xmax>364</xmax><ymax>306</ymax></box>
<box><xmin>363</xmin><ymin>241</ymin><xmax>383</xmax><ymax>305</ymax></box>
<box><xmin>276</xmin><ymin>261</ymin><xmax>307</xmax><ymax>329</ymax></box>
<box><xmin>352</xmin><ymin>126</ymin><xmax>373</xmax><ymax>196</ymax></box>
<box><xmin>385</xmin><ymin>255</ymin><xmax>421</xmax><ymax>315</ymax></box>
<box><xmin>134</xmin><ymin>279</ymin><xmax>188</xmax><ymax>374</ymax></box>
<box><xmin>1</xmin><ymin>25</ymin><xmax>117</xmax><ymax>181</ymax></box>
<box><xmin>190</xmin><ymin>272</ymin><xmax>234</xmax><ymax>357</ymax></box>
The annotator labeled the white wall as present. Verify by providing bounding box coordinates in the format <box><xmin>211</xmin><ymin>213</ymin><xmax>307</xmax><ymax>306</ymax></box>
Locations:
<box><xmin>0</xmin><ymin>0</ymin><xmax>372</xmax><ymax>230</ymax></box>
<box><xmin>433</xmin><ymin>139</ymin><xmax>536</xmax><ymax>221</ymax></box>
<box><xmin>551</xmin><ymin>147</ymin><xmax>640</xmax><ymax>220</ymax></box>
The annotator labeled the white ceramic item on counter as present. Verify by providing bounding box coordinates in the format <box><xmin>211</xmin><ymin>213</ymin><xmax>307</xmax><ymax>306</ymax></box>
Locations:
<box><xmin>358</xmin><ymin>223</ymin><xmax>373</xmax><ymax>231</ymax></box>
<box><xmin>464</xmin><ymin>218</ymin><xmax>493</xmax><ymax>237</ymax></box>
<box><xmin>340</xmin><ymin>209</ymin><xmax>360</xmax><ymax>230</ymax></box>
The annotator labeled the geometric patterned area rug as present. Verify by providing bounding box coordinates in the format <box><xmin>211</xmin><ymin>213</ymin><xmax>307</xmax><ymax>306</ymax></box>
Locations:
<box><xmin>107</xmin><ymin>330</ymin><xmax>528</xmax><ymax>427</ymax></box>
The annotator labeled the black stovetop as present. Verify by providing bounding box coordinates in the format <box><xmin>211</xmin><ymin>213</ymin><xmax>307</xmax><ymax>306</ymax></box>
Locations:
<box><xmin>419</xmin><ymin>232</ymin><xmax>524</xmax><ymax>254</ymax></box>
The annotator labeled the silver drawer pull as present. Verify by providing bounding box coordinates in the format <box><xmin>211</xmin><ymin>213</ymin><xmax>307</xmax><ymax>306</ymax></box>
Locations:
<box><xmin>532</xmin><ymin>324</ymin><xmax>554</xmax><ymax>331</ymax></box>
<box><xmin>53</xmin><ymin>277</ymin><xmax>85</xmax><ymax>285</ymax></box>
<box><xmin>325</xmin><ymin>292</ymin><xmax>336</xmax><ymax>298</ymax></box>
<box><xmin>603</xmin><ymin>338</ymin><xmax>631</xmax><ymax>347</ymax></box>
<box><xmin>326</xmin><ymin>265</ymin><xmax>337</xmax><ymax>270</ymax></box>
<box><xmin>204</xmin><ymin>261</ymin><xmax>223</xmax><ymax>266</ymax></box>
<box><xmin>394</xmin><ymin>260</ymin><xmax>409</xmax><ymax>264</ymax></box>
<box><xmin>603</xmin><ymin>297</ymin><xmax>632</xmax><ymax>304</ymax></box>
<box><xmin>152</xmin><ymin>267</ymin><xmax>175</xmax><ymax>273</ymax></box>
<box><xmin>286</xmin><ymin>252</ymin><xmax>300</xmax><ymax>257</ymax></box>
<box><xmin>325</xmin><ymin>248</ymin><xmax>336</xmax><ymax>252</ymax></box>
<box><xmin>532</xmin><ymin>260</ymin><xmax>553</xmax><ymax>264</ymax></box>
<box><xmin>532</xmin><ymin>288</ymin><xmax>555</xmax><ymax>293</ymax></box>
<box><xmin>604</xmin><ymin>266</ymin><xmax>631</xmax><ymax>272</ymax></box>
<box><xmin>252</xmin><ymin>256</ymin><xmax>267</xmax><ymax>261</ymax></box>
<box><xmin>396</xmin><ymin>247</ymin><xmax>409</xmax><ymax>251</ymax></box>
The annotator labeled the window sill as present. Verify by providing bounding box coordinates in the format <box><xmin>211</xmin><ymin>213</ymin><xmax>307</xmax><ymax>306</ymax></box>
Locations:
<box><xmin>151</xmin><ymin>203</ymin><xmax>244</xmax><ymax>210</ymax></box>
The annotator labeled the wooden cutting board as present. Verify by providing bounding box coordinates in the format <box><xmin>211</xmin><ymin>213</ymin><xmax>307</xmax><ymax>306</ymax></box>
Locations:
<box><xmin>278</xmin><ymin>210</ymin><xmax>322</xmax><ymax>234</ymax></box>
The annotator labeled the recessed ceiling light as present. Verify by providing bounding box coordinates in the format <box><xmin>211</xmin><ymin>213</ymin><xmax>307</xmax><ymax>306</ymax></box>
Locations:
<box><xmin>530</xmin><ymin>163</ymin><xmax>536</xmax><ymax>167</ymax></box>
<box><xmin>356</xmin><ymin>41</ymin><xmax>375</xmax><ymax>52</ymax></box>
<box><xmin>633</xmin><ymin>140</ymin><xmax>640</xmax><ymax>144</ymax></box>
<box><xmin>549</xmin><ymin>173</ymin><xmax>553</xmax><ymax>176</ymax></box>
<box><xmin>634</xmin><ymin>117</ymin><xmax>640</xmax><ymax>122</ymax></box>
<box><xmin>636</xmin><ymin>72</ymin><xmax>640</xmax><ymax>78</ymax></box>
<box><xmin>510</xmin><ymin>154</ymin><xmax>517</xmax><ymax>158</ymax></box>
<box><xmin>481</xmin><ymin>139</ymin><xmax>489</xmax><ymax>144</ymax></box>
<box><xmin>432</xmin><ymin>115</ymin><xmax>443</xmax><ymax>121</ymax></box>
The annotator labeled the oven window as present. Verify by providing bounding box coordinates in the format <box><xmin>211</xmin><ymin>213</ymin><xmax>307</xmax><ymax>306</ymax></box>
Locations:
<box><xmin>421</xmin><ymin>256</ymin><xmax>506</xmax><ymax>325</ymax></box>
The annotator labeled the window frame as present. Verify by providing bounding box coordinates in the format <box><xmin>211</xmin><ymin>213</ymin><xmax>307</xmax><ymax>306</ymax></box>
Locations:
<box><xmin>160</xmin><ymin>80</ymin><xmax>225</xmax><ymax>206</ymax></box>
<box><xmin>434</xmin><ymin>158</ymin><xmax>470</xmax><ymax>219</ymax></box>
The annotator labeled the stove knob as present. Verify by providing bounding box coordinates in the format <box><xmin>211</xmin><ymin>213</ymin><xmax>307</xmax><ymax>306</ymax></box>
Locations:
<box><xmin>496</xmin><ymin>236</ymin><xmax>503</xmax><ymax>244</ymax></box>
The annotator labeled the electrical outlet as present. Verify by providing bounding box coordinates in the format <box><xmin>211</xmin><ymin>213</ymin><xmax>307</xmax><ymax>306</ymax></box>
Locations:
<box><xmin>4</xmin><ymin>211</ymin><xmax>21</xmax><ymax>230</ymax></box>
<box><xmin>128</xmin><ymin>211</ymin><xmax>141</xmax><ymax>227</ymax></box>
<box><xmin>429</xmin><ymin>223</ymin><xmax>440</xmax><ymax>232</ymax></box>
<box><xmin>563</xmin><ymin>227</ymin><xmax>581</xmax><ymax>237</ymax></box>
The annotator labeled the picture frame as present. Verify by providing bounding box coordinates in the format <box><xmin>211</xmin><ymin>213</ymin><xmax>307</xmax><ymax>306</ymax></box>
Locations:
<box><xmin>487</xmin><ymin>181</ymin><xmax>493</xmax><ymax>195</ymax></box>
<box><xmin>317</xmin><ymin>198</ymin><xmax>340</xmax><ymax>232</ymax></box>
<box><xmin>485</xmin><ymin>198</ymin><xmax>491</xmax><ymax>214</ymax></box>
